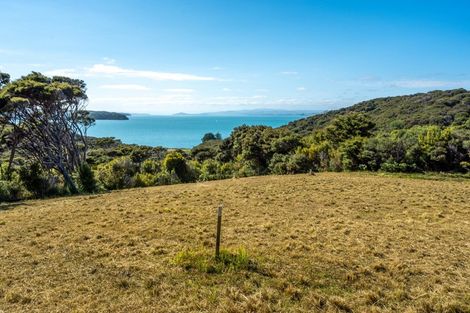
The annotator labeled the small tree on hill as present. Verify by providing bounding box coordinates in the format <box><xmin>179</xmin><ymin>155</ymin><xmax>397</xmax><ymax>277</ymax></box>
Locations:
<box><xmin>202</xmin><ymin>132</ymin><xmax>222</xmax><ymax>143</ymax></box>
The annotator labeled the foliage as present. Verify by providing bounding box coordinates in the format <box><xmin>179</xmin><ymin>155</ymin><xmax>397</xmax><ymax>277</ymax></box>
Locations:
<box><xmin>0</xmin><ymin>72</ymin><xmax>93</xmax><ymax>193</ymax></box>
<box><xmin>18</xmin><ymin>163</ymin><xmax>53</xmax><ymax>198</ymax></box>
<box><xmin>325</xmin><ymin>113</ymin><xmax>375</xmax><ymax>144</ymax></box>
<box><xmin>201</xmin><ymin>132</ymin><xmax>222</xmax><ymax>143</ymax></box>
<box><xmin>1</xmin><ymin>79</ymin><xmax>469</xmax><ymax>202</ymax></box>
<box><xmin>96</xmin><ymin>157</ymin><xmax>137</xmax><ymax>190</ymax></box>
<box><xmin>163</xmin><ymin>151</ymin><xmax>194</xmax><ymax>182</ymax></box>
<box><xmin>191</xmin><ymin>139</ymin><xmax>222</xmax><ymax>162</ymax></box>
<box><xmin>0</xmin><ymin>180</ymin><xmax>23</xmax><ymax>202</ymax></box>
<box><xmin>77</xmin><ymin>163</ymin><xmax>98</xmax><ymax>193</ymax></box>
<box><xmin>0</xmin><ymin>71</ymin><xmax>10</xmax><ymax>87</ymax></box>
<box><xmin>86</xmin><ymin>137</ymin><xmax>166</xmax><ymax>165</ymax></box>
<box><xmin>287</xmin><ymin>88</ymin><xmax>470</xmax><ymax>134</ymax></box>
<box><xmin>88</xmin><ymin>111</ymin><xmax>128</xmax><ymax>120</ymax></box>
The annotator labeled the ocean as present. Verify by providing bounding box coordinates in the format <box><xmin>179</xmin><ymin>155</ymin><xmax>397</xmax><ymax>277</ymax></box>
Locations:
<box><xmin>87</xmin><ymin>115</ymin><xmax>306</xmax><ymax>148</ymax></box>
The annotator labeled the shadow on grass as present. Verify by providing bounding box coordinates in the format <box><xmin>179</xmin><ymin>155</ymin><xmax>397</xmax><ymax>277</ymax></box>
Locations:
<box><xmin>0</xmin><ymin>202</ymin><xmax>28</xmax><ymax>212</ymax></box>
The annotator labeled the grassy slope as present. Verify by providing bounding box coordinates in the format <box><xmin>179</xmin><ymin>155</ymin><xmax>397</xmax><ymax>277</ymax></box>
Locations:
<box><xmin>285</xmin><ymin>89</ymin><xmax>470</xmax><ymax>134</ymax></box>
<box><xmin>0</xmin><ymin>173</ymin><xmax>469</xmax><ymax>313</ymax></box>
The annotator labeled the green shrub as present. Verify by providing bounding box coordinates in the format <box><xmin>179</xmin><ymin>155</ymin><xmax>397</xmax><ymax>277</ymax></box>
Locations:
<box><xmin>233</xmin><ymin>159</ymin><xmax>258</xmax><ymax>178</ymax></box>
<box><xmin>140</xmin><ymin>159</ymin><xmax>161</xmax><ymax>174</ymax></box>
<box><xmin>134</xmin><ymin>172</ymin><xmax>158</xmax><ymax>187</ymax></box>
<box><xmin>380</xmin><ymin>161</ymin><xmax>413</xmax><ymax>173</ymax></box>
<box><xmin>286</xmin><ymin>153</ymin><xmax>314</xmax><ymax>173</ymax></box>
<box><xmin>218</xmin><ymin>162</ymin><xmax>234</xmax><ymax>179</ymax></box>
<box><xmin>0</xmin><ymin>180</ymin><xmax>23</xmax><ymax>202</ymax></box>
<box><xmin>96</xmin><ymin>157</ymin><xmax>137</xmax><ymax>190</ymax></box>
<box><xmin>200</xmin><ymin>159</ymin><xmax>221</xmax><ymax>181</ymax></box>
<box><xmin>459</xmin><ymin>161</ymin><xmax>470</xmax><ymax>173</ymax></box>
<box><xmin>77</xmin><ymin>163</ymin><xmax>98</xmax><ymax>193</ymax></box>
<box><xmin>18</xmin><ymin>163</ymin><xmax>50</xmax><ymax>198</ymax></box>
<box><xmin>268</xmin><ymin>154</ymin><xmax>289</xmax><ymax>175</ymax></box>
<box><xmin>154</xmin><ymin>171</ymin><xmax>181</xmax><ymax>185</ymax></box>
<box><xmin>163</xmin><ymin>151</ymin><xmax>193</xmax><ymax>182</ymax></box>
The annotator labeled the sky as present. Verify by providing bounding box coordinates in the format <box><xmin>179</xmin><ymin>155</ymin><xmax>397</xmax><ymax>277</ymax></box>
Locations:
<box><xmin>1</xmin><ymin>0</ymin><xmax>469</xmax><ymax>114</ymax></box>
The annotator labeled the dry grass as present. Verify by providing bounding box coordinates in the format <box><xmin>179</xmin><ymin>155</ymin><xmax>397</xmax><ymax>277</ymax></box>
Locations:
<box><xmin>0</xmin><ymin>172</ymin><xmax>469</xmax><ymax>312</ymax></box>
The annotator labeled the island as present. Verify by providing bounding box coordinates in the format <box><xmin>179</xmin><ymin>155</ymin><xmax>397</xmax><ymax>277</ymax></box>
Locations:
<box><xmin>88</xmin><ymin>111</ymin><xmax>130</xmax><ymax>120</ymax></box>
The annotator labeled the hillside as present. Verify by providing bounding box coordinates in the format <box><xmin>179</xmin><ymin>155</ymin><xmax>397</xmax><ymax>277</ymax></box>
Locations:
<box><xmin>88</xmin><ymin>111</ymin><xmax>130</xmax><ymax>120</ymax></box>
<box><xmin>1</xmin><ymin>173</ymin><xmax>469</xmax><ymax>312</ymax></box>
<box><xmin>286</xmin><ymin>89</ymin><xmax>470</xmax><ymax>134</ymax></box>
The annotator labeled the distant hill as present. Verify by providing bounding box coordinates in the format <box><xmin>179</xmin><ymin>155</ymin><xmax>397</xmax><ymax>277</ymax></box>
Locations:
<box><xmin>285</xmin><ymin>89</ymin><xmax>470</xmax><ymax>134</ymax></box>
<box><xmin>88</xmin><ymin>111</ymin><xmax>130</xmax><ymax>120</ymax></box>
<box><xmin>173</xmin><ymin>109</ymin><xmax>322</xmax><ymax>116</ymax></box>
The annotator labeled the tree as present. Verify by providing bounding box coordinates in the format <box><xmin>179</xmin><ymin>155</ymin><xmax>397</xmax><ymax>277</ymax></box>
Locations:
<box><xmin>77</xmin><ymin>163</ymin><xmax>98</xmax><ymax>193</ymax></box>
<box><xmin>325</xmin><ymin>113</ymin><xmax>375</xmax><ymax>144</ymax></box>
<box><xmin>201</xmin><ymin>132</ymin><xmax>223</xmax><ymax>143</ymax></box>
<box><xmin>0</xmin><ymin>72</ymin><xmax>93</xmax><ymax>193</ymax></box>
<box><xmin>0</xmin><ymin>72</ymin><xmax>10</xmax><ymax>87</ymax></box>
<box><xmin>163</xmin><ymin>151</ymin><xmax>192</xmax><ymax>182</ymax></box>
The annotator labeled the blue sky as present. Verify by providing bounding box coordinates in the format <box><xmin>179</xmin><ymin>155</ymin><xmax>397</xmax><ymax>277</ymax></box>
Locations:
<box><xmin>1</xmin><ymin>0</ymin><xmax>469</xmax><ymax>114</ymax></box>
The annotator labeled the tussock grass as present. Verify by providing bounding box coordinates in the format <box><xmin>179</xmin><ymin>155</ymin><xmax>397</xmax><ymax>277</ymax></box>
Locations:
<box><xmin>0</xmin><ymin>172</ymin><xmax>469</xmax><ymax>312</ymax></box>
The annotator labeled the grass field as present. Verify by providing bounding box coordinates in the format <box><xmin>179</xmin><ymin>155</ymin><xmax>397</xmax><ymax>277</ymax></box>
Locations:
<box><xmin>0</xmin><ymin>173</ymin><xmax>469</xmax><ymax>312</ymax></box>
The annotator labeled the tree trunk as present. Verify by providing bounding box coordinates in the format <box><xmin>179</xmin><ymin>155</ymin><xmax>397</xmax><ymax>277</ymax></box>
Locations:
<box><xmin>59</xmin><ymin>165</ymin><xmax>78</xmax><ymax>194</ymax></box>
<box><xmin>6</xmin><ymin>142</ymin><xmax>17</xmax><ymax>179</ymax></box>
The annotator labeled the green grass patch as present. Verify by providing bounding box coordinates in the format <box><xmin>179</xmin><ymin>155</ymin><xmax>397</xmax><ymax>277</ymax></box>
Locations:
<box><xmin>173</xmin><ymin>247</ymin><xmax>259</xmax><ymax>274</ymax></box>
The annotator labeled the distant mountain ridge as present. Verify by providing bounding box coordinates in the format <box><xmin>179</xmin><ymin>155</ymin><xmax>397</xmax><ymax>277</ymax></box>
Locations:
<box><xmin>285</xmin><ymin>89</ymin><xmax>470</xmax><ymax>134</ymax></box>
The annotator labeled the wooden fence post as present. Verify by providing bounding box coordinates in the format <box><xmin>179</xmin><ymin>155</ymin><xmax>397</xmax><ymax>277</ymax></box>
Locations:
<box><xmin>215</xmin><ymin>205</ymin><xmax>223</xmax><ymax>259</ymax></box>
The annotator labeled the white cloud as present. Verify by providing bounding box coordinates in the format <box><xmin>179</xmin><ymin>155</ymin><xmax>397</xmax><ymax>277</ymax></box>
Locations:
<box><xmin>100</xmin><ymin>84</ymin><xmax>150</xmax><ymax>91</ymax></box>
<box><xmin>88</xmin><ymin>64</ymin><xmax>216</xmax><ymax>81</ymax></box>
<box><xmin>281</xmin><ymin>71</ymin><xmax>298</xmax><ymax>75</ymax></box>
<box><xmin>222</xmin><ymin>88</ymin><xmax>231</xmax><ymax>92</ymax></box>
<box><xmin>102</xmin><ymin>57</ymin><xmax>116</xmax><ymax>64</ymax></box>
<box><xmin>164</xmin><ymin>88</ymin><xmax>195</xmax><ymax>93</ymax></box>
<box><xmin>211</xmin><ymin>66</ymin><xmax>224</xmax><ymax>71</ymax></box>
<box><xmin>297</xmin><ymin>87</ymin><xmax>306</xmax><ymax>91</ymax></box>
<box><xmin>92</xmin><ymin>95</ymin><xmax>194</xmax><ymax>106</ymax></box>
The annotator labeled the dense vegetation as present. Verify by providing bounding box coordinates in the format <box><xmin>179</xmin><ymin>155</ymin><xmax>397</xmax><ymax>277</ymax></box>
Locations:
<box><xmin>286</xmin><ymin>88</ymin><xmax>470</xmax><ymax>134</ymax></box>
<box><xmin>0</xmin><ymin>72</ymin><xmax>469</xmax><ymax>202</ymax></box>
<box><xmin>88</xmin><ymin>111</ymin><xmax>129</xmax><ymax>120</ymax></box>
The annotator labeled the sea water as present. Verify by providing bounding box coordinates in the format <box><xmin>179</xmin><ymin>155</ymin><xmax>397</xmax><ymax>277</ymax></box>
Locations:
<box><xmin>87</xmin><ymin>115</ymin><xmax>306</xmax><ymax>148</ymax></box>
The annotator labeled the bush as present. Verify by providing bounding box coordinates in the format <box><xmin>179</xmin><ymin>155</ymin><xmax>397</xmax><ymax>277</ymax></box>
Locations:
<box><xmin>0</xmin><ymin>180</ymin><xmax>23</xmax><ymax>202</ymax></box>
<box><xmin>268</xmin><ymin>154</ymin><xmax>289</xmax><ymax>175</ymax></box>
<box><xmin>201</xmin><ymin>132</ymin><xmax>222</xmax><ymax>143</ymax></box>
<box><xmin>154</xmin><ymin>171</ymin><xmax>180</xmax><ymax>185</ymax></box>
<box><xmin>286</xmin><ymin>153</ymin><xmax>314</xmax><ymax>173</ymax></box>
<box><xmin>18</xmin><ymin>163</ymin><xmax>50</xmax><ymax>198</ymax></box>
<box><xmin>134</xmin><ymin>172</ymin><xmax>158</xmax><ymax>187</ymax></box>
<box><xmin>380</xmin><ymin>161</ymin><xmax>413</xmax><ymax>173</ymax></box>
<box><xmin>163</xmin><ymin>151</ymin><xmax>193</xmax><ymax>182</ymax></box>
<box><xmin>233</xmin><ymin>160</ymin><xmax>258</xmax><ymax>178</ymax></box>
<box><xmin>77</xmin><ymin>163</ymin><xmax>98</xmax><ymax>193</ymax></box>
<box><xmin>96</xmin><ymin>157</ymin><xmax>137</xmax><ymax>190</ymax></box>
<box><xmin>218</xmin><ymin>162</ymin><xmax>235</xmax><ymax>179</ymax></box>
<box><xmin>140</xmin><ymin>159</ymin><xmax>161</xmax><ymax>174</ymax></box>
<box><xmin>200</xmin><ymin>159</ymin><xmax>221</xmax><ymax>181</ymax></box>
